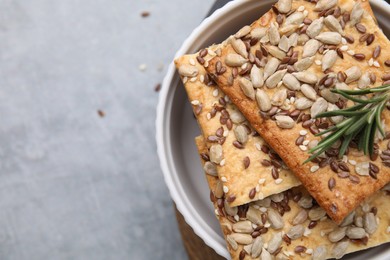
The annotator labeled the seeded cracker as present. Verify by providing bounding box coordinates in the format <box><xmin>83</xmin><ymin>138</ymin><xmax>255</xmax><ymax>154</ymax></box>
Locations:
<box><xmin>203</xmin><ymin>0</ymin><xmax>390</xmax><ymax>223</ymax></box>
<box><xmin>195</xmin><ymin>136</ymin><xmax>390</xmax><ymax>260</ymax></box>
<box><xmin>175</xmin><ymin>48</ymin><xmax>301</xmax><ymax>207</ymax></box>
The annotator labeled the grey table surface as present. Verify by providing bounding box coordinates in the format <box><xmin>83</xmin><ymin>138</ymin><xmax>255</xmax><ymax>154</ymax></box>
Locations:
<box><xmin>0</xmin><ymin>0</ymin><xmax>213</xmax><ymax>259</ymax></box>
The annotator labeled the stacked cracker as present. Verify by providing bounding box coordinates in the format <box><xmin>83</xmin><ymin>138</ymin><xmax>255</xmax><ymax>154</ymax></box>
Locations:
<box><xmin>175</xmin><ymin>0</ymin><xmax>390</xmax><ymax>259</ymax></box>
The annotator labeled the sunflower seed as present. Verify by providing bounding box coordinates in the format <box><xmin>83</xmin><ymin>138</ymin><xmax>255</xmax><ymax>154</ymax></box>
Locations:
<box><xmin>298</xmin><ymin>196</ymin><xmax>313</xmax><ymax>209</ymax></box>
<box><xmin>340</xmin><ymin>211</ymin><xmax>355</xmax><ymax>227</ymax></box>
<box><xmin>278</xmin><ymin>35</ymin><xmax>290</xmax><ymax>52</ymax></box>
<box><xmin>355</xmin><ymin>216</ymin><xmax>363</xmax><ymax>228</ymax></box>
<box><xmin>287</xmin><ymin>224</ymin><xmax>305</xmax><ymax>240</ymax></box>
<box><xmin>298</xmin><ymin>34</ymin><xmax>310</xmax><ymax>45</ymax></box>
<box><xmin>322</xmin><ymin>50</ymin><xmax>338</xmax><ymax>72</ymax></box>
<box><xmin>266</xmin><ymin>69</ymin><xmax>287</xmax><ymax>88</ymax></box>
<box><xmin>355</xmin><ymin>162</ymin><xmax>370</xmax><ymax>176</ymax></box>
<box><xmin>251</xmin><ymin>66</ymin><xmax>264</xmax><ymax>88</ymax></box>
<box><xmin>260</xmin><ymin>249</ymin><xmax>272</xmax><ymax>260</ymax></box>
<box><xmin>281</xmin><ymin>73</ymin><xmax>300</xmax><ymax>91</ymax></box>
<box><xmin>271</xmin><ymin>89</ymin><xmax>287</xmax><ymax>107</ymax></box>
<box><xmin>321</xmin><ymin>88</ymin><xmax>339</xmax><ymax>103</ymax></box>
<box><xmin>275</xmin><ymin>115</ymin><xmax>295</xmax><ymax>129</ymax></box>
<box><xmin>279</xmin><ymin>24</ymin><xmax>299</xmax><ymax>37</ymax></box>
<box><xmin>300</xmin><ymin>84</ymin><xmax>316</xmax><ymax>101</ymax></box>
<box><xmin>306</xmin><ymin>17</ymin><xmax>324</xmax><ymax>38</ymax></box>
<box><xmin>178</xmin><ymin>64</ymin><xmax>199</xmax><ymax>77</ymax></box>
<box><xmin>229</xmin><ymin>108</ymin><xmax>246</xmax><ymax>123</ymax></box>
<box><xmin>251</xmin><ymin>237</ymin><xmax>264</xmax><ymax>258</ymax></box>
<box><xmin>230</xmin><ymin>233</ymin><xmax>253</xmax><ymax>245</ymax></box>
<box><xmin>292</xmin><ymin>209</ymin><xmax>308</xmax><ymax>225</ymax></box>
<box><xmin>224</xmin><ymin>200</ymin><xmax>238</xmax><ymax>216</ymax></box>
<box><xmin>308</xmin><ymin>207</ymin><xmax>327</xmax><ymax>221</ymax></box>
<box><xmin>314</xmin><ymin>0</ymin><xmax>337</xmax><ymax>11</ymax></box>
<box><xmin>267</xmin><ymin>46</ymin><xmax>286</xmax><ymax>60</ymax></box>
<box><xmin>227</xmin><ymin>235</ymin><xmax>239</xmax><ymax>250</ymax></box>
<box><xmin>285</xmin><ymin>12</ymin><xmax>305</xmax><ymax>25</ymax></box>
<box><xmin>210</xmin><ymin>144</ymin><xmax>223</xmax><ymax>164</ymax></box>
<box><xmin>235</xmin><ymin>25</ymin><xmax>251</xmax><ymax>39</ymax></box>
<box><xmin>313</xmin><ymin>246</ymin><xmax>327</xmax><ymax>260</ymax></box>
<box><xmin>251</xmin><ymin>27</ymin><xmax>268</xmax><ymax>40</ymax></box>
<box><xmin>268</xmin><ymin>232</ymin><xmax>283</xmax><ymax>254</ymax></box>
<box><xmin>358</xmin><ymin>72</ymin><xmax>371</xmax><ymax>89</ymax></box>
<box><xmin>327</xmin><ymin>103</ymin><xmax>343</xmax><ymax>124</ymax></box>
<box><xmin>324</xmin><ymin>15</ymin><xmax>344</xmax><ymax>35</ymax></box>
<box><xmin>332</xmin><ymin>241</ymin><xmax>349</xmax><ymax>259</ymax></box>
<box><xmin>289</xmin><ymin>33</ymin><xmax>299</xmax><ymax>47</ymax></box>
<box><xmin>328</xmin><ymin>227</ymin><xmax>346</xmax><ymax>243</ymax></box>
<box><xmin>239</xmin><ymin>78</ymin><xmax>255</xmax><ymax>100</ymax></box>
<box><xmin>345</xmin><ymin>66</ymin><xmax>362</xmax><ymax>83</ymax></box>
<box><xmin>311</xmin><ymin>98</ymin><xmax>328</xmax><ymax>118</ymax></box>
<box><xmin>203</xmin><ymin>162</ymin><xmax>217</xmax><ymax>176</ymax></box>
<box><xmin>256</xmin><ymin>89</ymin><xmax>272</xmax><ymax>112</ymax></box>
<box><xmin>293</xmin><ymin>71</ymin><xmax>318</xmax><ymax>84</ymax></box>
<box><xmin>346</xmin><ymin>227</ymin><xmax>366</xmax><ymax>239</ymax></box>
<box><xmin>214</xmin><ymin>180</ymin><xmax>224</xmax><ymax>198</ymax></box>
<box><xmin>350</xmin><ymin>3</ymin><xmax>364</xmax><ymax>27</ymax></box>
<box><xmin>294</xmin><ymin>57</ymin><xmax>314</xmax><ymax>71</ymax></box>
<box><xmin>277</xmin><ymin>0</ymin><xmax>292</xmax><ymax>13</ymax></box>
<box><xmin>234</xmin><ymin>125</ymin><xmax>248</xmax><ymax>145</ymax></box>
<box><xmin>225</xmin><ymin>54</ymin><xmax>248</xmax><ymax>67</ymax></box>
<box><xmin>247</xmin><ymin>206</ymin><xmax>263</xmax><ymax>225</ymax></box>
<box><xmin>363</xmin><ymin>212</ymin><xmax>378</xmax><ymax>234</ymax></box>
<box><xmin>316</xmin><ymin>32</ymin><xmax>342</xmax><ymax>45</ymax></box>
<box><xmin>233</xmin><ymin>220</ymin><xmax>254</xmax><ymax>234</ymax></box>
<box><xmin>295</xmin><ymin>97</ymin><xmax>313</xmax><ymax>110</ymax></box>
<box><xmin>264</xmin><ymin>57</ymin><xmax>280</xmax><ymax>79</ymax></box>
<box><xmin>231</xmin><ymin>38</ymin><xmax>248</xmax><ymax>58</ymax></box>
<box><xmin>269</xmin><ymin>22</ymin><xmax>281</xmax><ymax>45</ymax></box>
<box><xmin>303</xmin><ymin>39</ymin><xmax>321</xmax><ymax>58</ymax></box>
<box><xmin>267</xmin><ymin>209</ymin><xmax>284</xmax><ymax>229</ymax></box>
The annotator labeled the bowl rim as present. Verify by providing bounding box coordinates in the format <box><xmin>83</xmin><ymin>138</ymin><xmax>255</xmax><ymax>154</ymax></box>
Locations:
<box><xmin>156</xmin><ymin>0</ymin><xmax>390</xmax><ymax>258</ymax></box>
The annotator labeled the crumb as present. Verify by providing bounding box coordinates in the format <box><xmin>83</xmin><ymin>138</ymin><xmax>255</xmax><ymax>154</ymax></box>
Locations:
<box><xmin>97</xmin><ymin>110</ymin><xmax>105</xmax><ymax>117</ymax></box>
<box><xmin>141</xmin><ymin>11</ymin><xmax>150</xmax><ymax>18</ymax></box>
<box><xmin>154</xmin><ymin>83</ymin><xmax>161</xmax><ymax>92</ymax></box>
<box><xmin>139</xmin><ymin>64</ymin><xmax>147</xmax><ymax>71</ymax></box>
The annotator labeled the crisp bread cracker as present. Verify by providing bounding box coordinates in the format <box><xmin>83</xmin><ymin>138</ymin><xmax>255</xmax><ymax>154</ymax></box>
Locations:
<box><xmin>195</xmin><ymin>135</ymin><xmax>390</xmax><ymax>260</ymax></box>
<box><xmin>175</xmin><ymin>52</ymin><xmax>301</xmax><ymax>207</ymax></box>
<box><xmin>203</xmin><ymin>0</ymin><xmax>390</xmax><ymax>223</ymax></box>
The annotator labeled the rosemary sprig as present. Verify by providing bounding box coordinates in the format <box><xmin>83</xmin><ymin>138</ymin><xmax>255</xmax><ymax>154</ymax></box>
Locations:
<box><xmin>304</xmin><ymin>84</ymin><xmax>390</xmax><ymax>163</ymax></box>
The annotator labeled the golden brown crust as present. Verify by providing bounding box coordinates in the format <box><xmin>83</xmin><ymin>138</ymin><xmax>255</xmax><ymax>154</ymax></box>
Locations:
<box><xmin>204</xmin><ymin>0</ymin><xmax>390</xmax><ymax>223</ymax></box>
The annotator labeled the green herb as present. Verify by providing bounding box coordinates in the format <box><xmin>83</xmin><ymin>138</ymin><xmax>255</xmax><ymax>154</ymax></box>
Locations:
<box><xmin>304</xmin><ymin>84</ymin><xmax>390</xmax><ymax>163</ymax></box>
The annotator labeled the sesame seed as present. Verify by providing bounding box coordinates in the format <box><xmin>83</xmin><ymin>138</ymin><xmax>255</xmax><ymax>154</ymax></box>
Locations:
<box><xmin>223</xmin><ymin>185</ymin><xmax>229</xmax><ymax>193</ymax></box>
<box><xmin>259</xmin><ymin>207</ymin><xmax>267</xmax><ymax>213</ymax></box>
<box><xmin>191</xmin><ymin>100</ymin><xmax>200</xmax><ymax>105</ymax></box>
<box><xmin>212</xmin><ymin>89</ymin><xmax>219</xmax><ymax>97</ymax></box>
<box><xmin>303</xmin><ymin>140</ymin><xmax>310</xmax><ymax>146</ymax></box>
<box><xmin>310</xmin><ymin>165</ymin><xmax>319</xmax><ymax>172</ymax></box>
<box><xmin>373</xmin><ymin>61</ymin><xmax>380</xmax><ymax>67</ymax></box>
<box><xmin>347</xmin><ymin>50</ymin><xmax>355</xmax><ymax>56</ymax></box>
<box><xmin>234</xmin><ymin>215</ymin><xmax>239</xmax><ymax>221</ymax></box>
<box><xmin>241</xmin><ymin>63</ymin><xmax>248</xmax><ymax>70</ymax></box>
<box><xmin>204</xmin><ymin>61</ymin><xmax>209</xmax><ymax>67</ymax></box>
<box><xmin>255</xmin><ymin>184</ymin><xmax>261</xmax><ymax>192</ymax></box>
<box><xmin>349</xmin><ymin>160</ymin><xmax>357</xmax><ymax>165</ymax></box>
<box><xmin>368</xmin><ymin>58</ymin><xmax>374</xmax><ymax>66</ymax></box>
<box><xmin>304</xmin><ymin>228</ymin><xmax>312</xmax><ymax>237</ymax></box>
<box><xmin>190</xmin><ymin>77</ymin><xmax>197</xmax><ymax>82</ymax></box>
<box><xmin>315</xmin><ymin>60</ymin><xmax>322</xmax><ymax>65</ymax></box>
<box><xmin>297</xmin><ymin>5</ymin><xmax>305</xmax><ymax>11</ymax></box>
<box><xmin>340</xmin><ymin>45</ymin><xmax>349</xmax><ymax>51</ymax></box>
<box><xmin>341</xmin><ymin>38</ymin><xmax>347</xmax><ymax>45</ymax></box>
<box><xmin>215</xmin><ymin>209</ymin><xmax>219</xmax><ymax>216</ymax></box>
<box><xmin>221</xmin><ymin>176</ymin><xmax>227</xmax><ymax>182</ymax></box>
<box><xmin>264</xmin><ymin>222</ymin><xmax>271</xmax><ymax>228</ymax></box>
<box><xmin>275</xmin><ymin>178</ymin><xmax>283</xmax><ymax>184</ymax></box>
<box><xmin>299</xmin><ymin>23</ymin><xmax>305</xmax><ymax>28</ymax></box>
<box><xmin>255</xmin><ymin>143</ymin><xmax>262</xmax><ymax>151</ymax></box>
<box><xmin>300</xmin><ymin>130</ymin><xmax>308</xmax><ymax>136</ymax></box>
<box><xmin>299</xmin><ymin>145</ymin><xmax>307</xmax><ymax>151</ymax></box>
<box><xmin>223</xmin><ymin>129</ymin><xmax>229</xmax><ymax>137</ymax></box>
<box><xmin>258</xmin><ymin>192</ymin><xmax>264</xmax><ymax>200</ymax></box>
<box><xmin>306</xmin><ymin>248</ymin><xmax>313</xmax><ymax>255</ymax></box>
<box><xmin>303</xmin><ymin>10</ymin><xmax>308</xmax><ymax>16</ymax></box>
<box><xmin>138</xmin><ymin>63</ymin><xmax>147</xmax><ymax>71</ymax></box>
<box><xmin>206</xmin><ymin>113</ymin><xmax>211</xmax><ymax>120</ymax></box>
<box><xmin>252</xmin><ymin>223</ymin><xmax>257</xmax><ymax>229</ymax></box>
<box><xmin>224</xmin><ymin>95</ymin><xmax>230</xmax><ymax>103</ymax></box>
<box><xmin>183</xmin><ymin>77</ymin><xmax>188</xmax><ymax>84</ymax></box>
<box><xmin>189</xmin><ymin>58</ymin><xmax>196</xmax><ymax>66</ymax></box>
<box><xmin>290</xmin><ymin>97</ymin><xmax>295</xmax><ymax>103</ymax></box>
<box><xmin>220</xmin><ymin>159</ymin><xmax>226</xmax><ymax>166</ymax></box>
<box><xmin>258</xmin><ymin>178</ymin><xmax>266</xmax><ymax>184</ymax></box>
<box><xmin>199</xmin><ymin>75</ymin><xmax>205</xmax><ymax>83</ymax></box>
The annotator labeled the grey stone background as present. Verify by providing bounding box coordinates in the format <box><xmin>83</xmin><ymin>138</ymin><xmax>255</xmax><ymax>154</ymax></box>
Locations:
<box><xmin>0</xmin><ymin>0</ymin><xmax>212</xmax><ymax>259</ymax></box>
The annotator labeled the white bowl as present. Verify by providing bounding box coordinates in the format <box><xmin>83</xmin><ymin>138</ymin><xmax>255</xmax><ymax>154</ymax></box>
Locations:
<box><xmin>156</xmin><ymin>0</ymin><xmax>390</xmax><ymax>258</ymax></box>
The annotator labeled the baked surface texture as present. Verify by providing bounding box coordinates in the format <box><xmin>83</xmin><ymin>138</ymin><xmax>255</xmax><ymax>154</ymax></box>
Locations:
<box><xmin>175</xmin><ymin>52</ymin><xmax>301</xmax><ymax>207</ymax></box>
<box><xmin>204</xmin><ymin>0</ymin><xmax>390</xmax><ymax>223</ymax></box>
<box><xmin>195</xmin><ymin>136</ymin><xmax>390</xmax><ymax>260</ymax></box>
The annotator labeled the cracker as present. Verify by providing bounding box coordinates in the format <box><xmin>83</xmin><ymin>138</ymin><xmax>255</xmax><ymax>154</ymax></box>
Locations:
<box><xmin>175</xmin><ymin>51</ymin><xmax>300</xmax><ymax>207</ymax></box>
<box><xmin>203</xmin><ymin>0</ymin><xmax>390</xmax><ymax>223</ymax></box>
<box><xmin>195</xmin><ymin>135</ymin><xmax>390</xmax><ymax>260</ymax></box>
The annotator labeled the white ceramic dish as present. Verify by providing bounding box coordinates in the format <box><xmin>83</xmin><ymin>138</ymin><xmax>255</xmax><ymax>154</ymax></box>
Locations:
<box><xmin>156</xmin><ymin>0</ymin><xmax>390</xmax><ymax>258</ymax></box>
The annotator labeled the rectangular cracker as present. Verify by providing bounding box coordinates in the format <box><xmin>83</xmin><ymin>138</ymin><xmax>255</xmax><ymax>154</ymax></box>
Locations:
<box><xmin>195</xmin><ymin>135</ymin><xmax>390</xmax><ymax>260</ymax></box>
<box><xmin>203</xmin><ymin>0</ymin><xmax>390</xmax><ymax>223</ymax></box>
<box><xmin>175</xmin><ymin>51</ymin><xmax>301</xmax><ymax>207</ymax></box>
